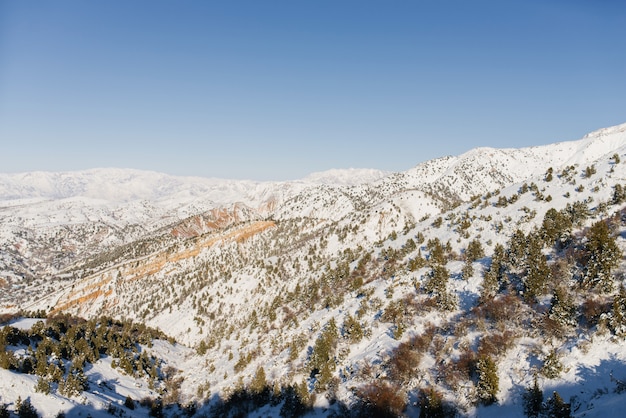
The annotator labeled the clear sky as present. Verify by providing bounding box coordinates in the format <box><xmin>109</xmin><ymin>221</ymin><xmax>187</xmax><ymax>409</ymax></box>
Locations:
<box><xmin>1</xmin><ymin>1</ymin><xmax>625</xmax><ymax>181</ymax></box>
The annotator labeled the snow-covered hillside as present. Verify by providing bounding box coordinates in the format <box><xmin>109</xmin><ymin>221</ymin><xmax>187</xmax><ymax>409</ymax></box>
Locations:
<box><xmin>1</xmin><ymin>122</ymin><xmax>626</xmax><ymax>417</ymax></box>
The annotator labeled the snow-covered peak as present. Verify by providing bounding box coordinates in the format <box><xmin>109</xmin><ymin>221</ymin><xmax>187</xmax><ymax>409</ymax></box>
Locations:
<box><xmin>301</xmin><ymin>168</ymin><xmax>390</xmax><ymax>185</ymax></box>
<box><xmin>583</xmin><ymin>121</ymin><xmax>626</xmax><ymax>139</ymax></box>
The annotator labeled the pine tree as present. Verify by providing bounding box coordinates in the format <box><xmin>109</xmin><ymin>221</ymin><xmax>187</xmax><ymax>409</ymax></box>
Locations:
<box><xmin>425</xmin><ymin>264</ymin><xmax>456</xmax><ymax>310</ymax></box>
<box><xmin>541</xmin><ymin>349</ymin><xmax>564</xmax><ymax>379</ymax></box>
<box><xmin>418</xmin><ymin>387</ymin><xmax>446</xmax><ymax>418</ymax></box>
<box><xmin>34</xmin><ymin>377</ymin><xmax>51</xmax><ymax>395</ymax></box>
<box><xmin>541</xmin><ymin>208</ymin><xmax>572</xmax><ymax>248</ymax></box>
<box><xmin>408</xmin><ymin>249</ymin><xmax>427</xmax><ymax>271</ymax></box>
<box><xmin>466</xmin><ymin>239</ymin><xmax>485</xmax><ymax>262</ymax></box>
<box><xmin>461</xmin><ymin>260</ymin><xmax>474</xmax><ymax>280</ymax></box>
<box><xmin>523</xmin><ymin>234</ymin><xmax>550</xmax><ymax>303</ymax></box>
<box><xmin>481</xmin><ymin>243</ymin><xmax>507</xmax><ymax>300</ymax></box>
<box><xmin>426</xmin><ymin>238</ymin><xmax>446</xmax><ymax>265</ymax></box>
<box><xmin>584</xmin><ymin>165</ymin><xmax>596</xmax><ymax>178</ymax></box>
<box><xmin>523</xmin><ymin>377</ymin><xmax>544</xmax><ymax>418</ymax></box>
<box><xmin>565</xmin><ymin>201</ymin><xmax>590</xmax><ymax>227</ymax></box>
<box><xmin>16</xmin><ymin>398</ymin><xmax>39</xmax><ymax>418</ymax></box>
<box><xmin>58</xmin><ymin>369</ymin><xmax>87</xmax><ymax>397</ymax></box>
<box><xmin>507</xmin><ymin>229</ymin><xmax>526</xmax><ymax>268</ymax></box>
<box><xmin>342</xmin><ymin>314</ymin><xmax>364</xmax><ymax>343</ymax></box>
<box><xmin>546</xmin><ymin>391</ymin><xmax>571</xmax><ymax>418</ymax></box>
<box><xmin>476</xmin><ymin>355</ymin><xmax>499</xmax><ymax>405</ymax></box>
<box><xmin>309</xmin><ymin>319</ymin><xmax>338</xmax><ymax>391</ymax></box>
<box><xmin>249</xmin><ymin>366</ymin><xmax>267</xmax><ymax>395</ymax></box>
<box><xmin>0</xmin><ymin>349</ymin><xmax>17</xmax><ymax>370</ymax></box>
<box><xmin>296</xmin><ymin>379</ymin><xmax>310</xmax><ymax>408</ymax></box>
<box><xmin>425</xmin><ymin>264</ymin><xmax>449</xmax><ymax>294</ymax></box>
<box><xmin>582</xmin><ymin>220</ymin><xmax>622</xmax><ymax>293</ymax></box>
<box><xmin>549</xmin><ymin>286</ymin><xmax>577</xmax><ymax>328</ymax></box>
<box><xmin>124</xmin><ymin>396</ymin><xmax>135</xmax><ymax>410</ymax></box>
<box><xmin>612</xmin><ymin>184</ymin><xmax>626</xmax><ymax>204</ymax></box>
<box><xmin>612</xmin><ymin>153</ymin><xmax>621</xmax><ymax>164</ymax></box>
<box><xmin>610</xmin><ymin>285</ymin><xmax>626</xmax><ymax>337</ymax></box>
<box><xmin>481</xmin><ymin>268</ymin><xmax>499</xmax><ymax>301</ymax></box>
<box><xmin>280</xmin><ymin>384</ymin><xmax>307</xmax><ymax>418</ymax></box>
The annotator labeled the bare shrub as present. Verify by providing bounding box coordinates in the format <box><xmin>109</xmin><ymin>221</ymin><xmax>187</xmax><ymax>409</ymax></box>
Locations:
<box><xmin>357</xmin><ymin>381</ymin><xmax>406</xmax><ymax>418</ymax></box>
<box><xmin>581</xmin><ymin>296</ymin><xmax>611</xmax><ymax>327</ymax></box>
<box><xmin>474</xmin><ymin>294</ymin><xmax>523</xmax><ymax>327</ymax></box>
<box><xmin>388</xmin><ymin>341</ymin><xmax>421</xmax><ymax>385</ymax></box>
<box><xmin>477</xmin><ymin>330</ymin><xmax>516</xmax><ymax>359</ymax></box>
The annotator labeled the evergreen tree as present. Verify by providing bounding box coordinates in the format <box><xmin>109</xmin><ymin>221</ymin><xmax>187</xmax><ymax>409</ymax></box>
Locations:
<box><xmin>308</xmin><ymin>319</ymin><xmax>338</xmax><ymax>391</ymax></box>
<box><xmin>425</xmin><ymin>264</ymin><xmax>456</xmax><ymax>310</ymax></box>
<box><xmin>124</xmin><ymin>396</ymin><xmax>135</xmax><ymax>410</ymax></box>
<box><xmin>461</xmin><ymin>238</ymin><xmax>484</xmax><ymax>280</ymax></box>
<box><xmin>249</xmin><ymin>365</ymin><xmax>267</xmax><ymax>395</ymax></box>
<box><xmin>523</xmin><ymin>377</ymin><xmax>544</xmax><ymax>418</ymax></box>
<box><xmin>0</xmin><ymin>349</ymin><xmax>17</xmax><ymax>370</ymax></box>
<box><xmin>610</xmin><ymin>285</ymin><xmax>626</xmax><ymax>337</ymax></box>
<box><xmin>34</xmin><ymin>377</ymin><xmax>51</xmax><ymax>395</ymax></box>
<box><xmin>481</xmin><ymin>268</ymin><xmax>499</xmax><ymax>301</ymax></box>
<box><xmin>426</xmin><ymin>238</ymin><xmax>446</xmax><ymax>266</ymax></box>
<box><xmin>461</xmin><ymin>260</ymin><xmax>474</xmax><ymax>280</ymax></box>
<box><xmin>58</xmin><ymin>369</ymin><xmax>87</xmax><ymax>397</ymax></box>
<box><xmin>564</xmin><ymin>201</ymin><xmax>589</xmax><ymax>227</ymax></box>
<box><xmin>523</xmin><ymin>234</ymin><xmax>550</xmax><ymax>303</ymax></box>
<box><xmin>481</xmin><ymin>243</ymin><xmax>507</xmax><ymax>300</ymax></box>
<box><xmin>582</xmin><ymin>221</ymin><xmax>622</xmax><ymax>293</ymax></box>
<box><xmin>541</xmin><ymin>208</ymin><xmax>572</xmax><ymax>248</ymax></box>
<box><xmin>507</xmin><ymin>230</ymin><xmax>528</xmax><ymax>269</ymax></box>
<box><xmin>546</xmin><ymin>391</ymin><xmax>571</xmax><ymax>418</ymax></box>
<box><xmin>466</xmin><ymin>239</ymin><xmax>485</xmax><ymax>262</ymax></box>
<box><xmin>476</xmin><ymin>355</ymin><xmax>499</xmax><ymax>405</ymax></box>
<box><xmin>408</xmin><ymin>250</ymin><xmax>426</xmax><ymax>271</ymax></box>
<box><xmin>16</xmin><ymin>398</ymin><xmax>39</xmax><ymax>418</ymax></box>
<box><xmin>425</xmin><ymin>264</ymin><xmax>449</xmax><ymax>294</ymax></box>
<box><xmin>342</xmin><ymin>314</ymin><xmax>364</xmax><ymax>343</ymax></box>
<box><xmin>34</xmin><ymin>344</ymin><xmax>49</xmax><ymax>377</ymax></box>
<box><xmin>280</xmin><ymin>385</ymin><xmax>307</xmax><ymax>418</ymax></box>
<box><xmin>418</xmin><ymin>387</ymin><xmax>446</xmax><ymax>418</ymax></box>
<box><xmin>549</xmin><ymin>286</ymin><xmax>577</xmax><ymax>328</ymax></box>
<box><xmin>612</xmin><ymin>153</ymin><xmax>621</xmax><ymax>164</ymax></box>
<box><xmin>612</xmin><ymin>184</ymin><xmax>626</xmax><ymax>204</ymax></box>
<box><xmin>541</xmin><ymin>349</ymin><xmax>564</xmax><ymax>379</ymax></box>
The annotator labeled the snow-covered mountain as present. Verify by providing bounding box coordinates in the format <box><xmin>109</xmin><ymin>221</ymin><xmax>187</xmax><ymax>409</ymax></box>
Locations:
<box><xmin>1</xmin><ymin>122</ymin><xmax>626</xmax><ymax>417</ymax></box>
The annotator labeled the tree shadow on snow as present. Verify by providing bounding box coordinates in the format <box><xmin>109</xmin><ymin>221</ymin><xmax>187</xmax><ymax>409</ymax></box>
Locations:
<box><xmin>501</xmin><ymin>355</ymin><xmax>626</xmax><ymax>418</ymax></box>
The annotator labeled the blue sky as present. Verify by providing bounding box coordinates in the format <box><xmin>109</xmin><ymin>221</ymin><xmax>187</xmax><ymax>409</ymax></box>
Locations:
<box><xmin>1</xmin><ymin>1</ymin><xmax>625</xmax><ymax>181</ymax></box>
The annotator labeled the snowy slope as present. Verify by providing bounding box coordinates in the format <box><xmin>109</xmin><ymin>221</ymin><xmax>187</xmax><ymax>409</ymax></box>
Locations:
<box><xmin>1</xmin><ymin>122</ymin><xmax>626</xmax><ymax>417</ymax></box>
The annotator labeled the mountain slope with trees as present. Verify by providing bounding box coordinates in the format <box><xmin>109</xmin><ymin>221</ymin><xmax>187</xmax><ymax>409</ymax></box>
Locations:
<box><xmin>1</xmin><ymin>122</ymin><xmax>626</xmax><ymax>417</ymax></box>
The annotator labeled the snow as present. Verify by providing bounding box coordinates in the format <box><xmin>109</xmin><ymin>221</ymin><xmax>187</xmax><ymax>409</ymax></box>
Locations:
<box><xmin>0</xmin><ymin>350</ymin><xmax>161</xmax><ymax>418</ymax></box>
<box><xmin>6</xmin><ymin>317</ymin><xmax>44</xmax><ymax>330</ymax></box>
<box><xmin>1</xmin><ymin>122</ymin><xmax>626</xmax><ymax>416</ymax></box>
<box><xmin>303</xmin><ymin>168</ymin><xmax>390</xmax><ymax>185</ymax></box>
